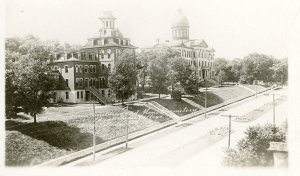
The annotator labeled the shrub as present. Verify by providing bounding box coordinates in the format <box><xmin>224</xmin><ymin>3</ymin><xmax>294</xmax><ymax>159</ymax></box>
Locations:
<box><xmin>137</xmin><ymin>91</ymin><xmax>144</xmax><ymax>99</ymax></box>
<box><xmin>223</xmin><ymin>124</ymin><xmax>286</xmax><ymax>167</ymax></box>
<box><xmin>171</xmin><ymin>90</ymin><xmax>182</xmax><ymax>101</ymax></box>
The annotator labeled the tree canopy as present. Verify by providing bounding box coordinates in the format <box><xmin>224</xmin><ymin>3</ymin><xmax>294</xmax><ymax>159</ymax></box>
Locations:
<box><xmin>5</xmin><ymin>35</ymin><xmax>58</xmax><ymax>122</ymax></box>
<box><xmin>138</xmin><ymin>47</ymin><xmax>200</xmax><ymax>97</ymax></box>
<box><xmin>109</xmin><ymin>49</ymin><xmax>139</xmax><ymax>103</ymax></box>
<box><xmin>223</xmin><ymin>124</ymin><xmax>286</xmax><ymax>167</ymax></box>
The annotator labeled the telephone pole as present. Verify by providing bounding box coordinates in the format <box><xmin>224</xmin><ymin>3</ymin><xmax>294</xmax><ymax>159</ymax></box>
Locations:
<box><xmin>264</xmin><ymin>93</ymin><xmax>279</xmax><ymax>126</ymax></box>
<box><xmin>221</xmin><ymin>114</ymin><xmax>239</xmax><ymax>148</ymax></box>
<box><xmin>92</xmin><ymin>103</ymin><xmax>96</xmax><ymax>161</ymax></box>
<box><xmin>124</xmin><ymin>105</ymin><xmax>129</xmax><ymax>148</ymax></box>
<box><xmin>204</xmin><ymin>80</ymin><xmax>207</xmax><ymax>118</ymax></box>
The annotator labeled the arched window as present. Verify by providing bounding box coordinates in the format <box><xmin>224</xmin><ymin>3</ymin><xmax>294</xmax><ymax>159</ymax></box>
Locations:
<box><xmin>79</xmin><ymin>65</ymin><xmax>83</xmax><ymax>73</ymax></box>
<box><xmin>108</xmin><ymin>63</ymin><xmax>111</xmax><ymax>71</ymax></box>
<box><xmin>75</xmin><ymin>65</ymin><xmax>79</xmax><ymax>73</ymax></box>
<box><xmin>93</xmin><ymin>65</ymin><xmax>96</xmax><ymax>73</ymax></box>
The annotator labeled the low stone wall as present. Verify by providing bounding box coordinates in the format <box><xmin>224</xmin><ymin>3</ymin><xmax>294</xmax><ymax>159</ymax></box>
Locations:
<box><xmin>37</xmin><ymin>87</ymin><xmax>272</xmax><ymax>166</ymax></box>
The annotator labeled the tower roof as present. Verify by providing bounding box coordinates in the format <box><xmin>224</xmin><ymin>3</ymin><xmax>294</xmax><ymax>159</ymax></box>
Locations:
<box><xmin>171</xmin><ymin>9</ymin><xmax>189</xmax><ymax>28</ymax></box>
<box><xmin>99</xmin><ymin>11</ymin><xmax>116</xmax><ymax>20</ymax></box>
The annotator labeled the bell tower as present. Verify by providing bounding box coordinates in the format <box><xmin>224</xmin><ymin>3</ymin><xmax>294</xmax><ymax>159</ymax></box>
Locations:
<box><xmin>99</xmin><ymin>11</ymin><xmax>116</xmax><ymax>37</ymax></box>
<box><xmin>171</xmin><ymin>9</ymin><xmax>189</xmax><ymax>41</ymax></box>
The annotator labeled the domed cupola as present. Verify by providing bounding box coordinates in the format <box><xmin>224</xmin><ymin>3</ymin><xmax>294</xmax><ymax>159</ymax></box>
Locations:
<box><xmin>171</xmin><ymin>9</ymin><xmax>189</xmax><ymax>41</ymax></box>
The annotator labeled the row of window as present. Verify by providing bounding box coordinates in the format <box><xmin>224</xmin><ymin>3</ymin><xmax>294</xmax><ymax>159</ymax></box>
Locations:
<box><xmin>179</xmin><ymin>50</ymin><xmax>214</xmax><ymax>59</ymax></box>
<box><xmin>103</xmin><ymin>20</ymin><xmax>114</xmax><ymax>28</ymax></box>
<box><xmin>75</xmin><ymin>65</ymin><xmax>97</xmax><ymax>73</ymax></box>
<box><xmin>188</xmin><ymin>60</ymin><xmax>215</xmax><ymax>67</ymax></box>
<box><xmin>56</xmin><ymin>52</ymin><xmax>112</xmax><ymax>61</ymax></box>
<box><xmin>180</xmin><ymin>50</ymin><xmax>193</xmax><ymax>58</ymax></box>
<box><xmin>173</xmin><ymin>30</ymin><xmax>188</xmax><ymax>38</ymax></box>
<box><xmin>64</xmin><ymin>90</ymin><xmax>111</xmax><ymax>100</ymax></box>
<box><xmin>75</xmin><ymin>77</ymin><xmax>106</xmax><ymax>88</ymax></box>
<box><xmin>93</xmin><ymin>38</ymin><xmax>130</xmax><ymax>46</ymax></box>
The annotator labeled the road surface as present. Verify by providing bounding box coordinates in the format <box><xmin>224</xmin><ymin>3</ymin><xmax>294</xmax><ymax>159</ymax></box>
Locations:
<box><xmin>65</xmin><ymin>88</ymin><xmax>288</xmax><ymax>169</ymax></box>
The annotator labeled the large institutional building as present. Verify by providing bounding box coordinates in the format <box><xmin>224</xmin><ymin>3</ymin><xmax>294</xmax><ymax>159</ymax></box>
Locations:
<box><xmin>153</xmin><ymin>9</ymin><xmax>216</xmax><ymax>81</ymax></box>
<box><xmin>49</xmin><ymin>11</ymin><xmax>137</xmax><ymax>103</ymax></box>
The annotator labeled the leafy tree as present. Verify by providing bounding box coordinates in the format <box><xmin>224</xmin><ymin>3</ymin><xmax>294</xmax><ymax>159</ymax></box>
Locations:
<box><xmin>230</xmin><ymin>58</ymin><xmax>242</xmax><ymax>83</ymax></box>
<box><xmin>168</xmin><ymin>57</ymin><xmax>199</xmax><ymax>94</ymax></box>
<box><xmin>12</xmin><ymin>56</ymin><xmax>56</xmax><ymax>123</ymax></box>
<box><xmin>214</xmin><ymin>58</ymin><xmax>228</xmax><ymax>75</ymax></box>
<box><xmin>272</xmin><ymin>58</ymin><xmax>288</xmax><ymax>85</ymax></box>
<box><xmin>149</xmin><ymin>56</ymin><xmax>169</xmax><ymax>98</ymax></box>
<box><xmin>241</xmin><ymin>53</ymin><xmax>275</xmax><ymax>83</ymax></box>
<box><xmin>144</xmin><ymin>47</ymin><xmax>179</xmax><ymax>98</ymax></box>
<box><xmin>6</xmin><ymin>34</ymin><xmax>60</xmax><ymax>62</ymax></box>
<box><xmin>218</xmin><ymin>69</ymin><xmax>226</xmax><ymax>85</ymax></box>
<box><xmin>5</xmin><ymin>35</ymin><xmax>59</xmax><ymax>122</ymax></box>
<box><xmin>223</xmin><ymin>124</ymin><xmax>286</xmax><ymax>167</ymax></box>
<box><xmin>109</xmin><ymin>49</ymin><xmax>139</xmax><ymax>104</ymax></box>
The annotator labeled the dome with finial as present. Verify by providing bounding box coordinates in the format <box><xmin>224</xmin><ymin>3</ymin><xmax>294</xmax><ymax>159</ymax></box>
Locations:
<box><xmin>171</xmin><ymin>9</ymin><xmax>189</xmax><ymax>28</ymax></box>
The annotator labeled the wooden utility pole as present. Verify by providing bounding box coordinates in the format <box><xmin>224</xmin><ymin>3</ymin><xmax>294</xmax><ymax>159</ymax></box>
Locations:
<box><xmin>264</xmin><ymin>93</ymin><xmax>279</xmax><ymax>126</ymax></box>
<box><xmin>221</xmin><ymin>114</ymin><xmax>239</xmax><ymax>148</ymax></box>
<box><xmin>272</xmin><ymin>94</ymin><xmax>275</xmax><ymax>126</ymax></box>
<box><xmin>93</xmin><ymin>103</ymin><xmax>96</xmax><ymax>161</ymax></box>
<box><xmin>124</xmin><ymin>105</ymin><xmax>129</xmax><ymax>148</ymax></box>
<box><xmin>204</xmin><ymin>79</ymin><xmax>207</xmax><ymax>118</ymax></box>
<box><xmin>255</xmin><ymin>84</ymin><xmax>258</xmax><ymax>98</ymax></box>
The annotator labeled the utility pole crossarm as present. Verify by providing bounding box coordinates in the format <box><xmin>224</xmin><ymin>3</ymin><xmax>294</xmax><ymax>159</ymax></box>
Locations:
<box><xmin>221</xmin><ymin>114</ymin><xmax>240</xmax><ymax>148</ymax></box>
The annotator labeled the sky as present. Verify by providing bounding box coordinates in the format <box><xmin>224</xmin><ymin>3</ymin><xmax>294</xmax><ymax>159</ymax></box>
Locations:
<box><xmin>4</xmin><ymin>0</ymin><xmax>292</xmax><ymax>59</ymax></box>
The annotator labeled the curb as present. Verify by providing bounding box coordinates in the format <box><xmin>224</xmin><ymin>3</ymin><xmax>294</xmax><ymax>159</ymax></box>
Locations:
<box><xmin>37</xmin><ymin>87</ymin><xmax>273</xmax><ymax>166</ymax></box>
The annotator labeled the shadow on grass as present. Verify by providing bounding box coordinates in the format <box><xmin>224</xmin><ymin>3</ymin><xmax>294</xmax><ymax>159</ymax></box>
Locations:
<box><xmin>6</xmin><ymin>120</ymin><xmax>104</xmax><ymax>151</ymax></box>
<box><xmin>48</xmin><ymin>102</ymin><xmax>77</xmax><ymax>108</ymax></box>
<box><xmin>189</xmin><ymin>92</ymin><xmax>224</xmax><ymax>107</ymax></box>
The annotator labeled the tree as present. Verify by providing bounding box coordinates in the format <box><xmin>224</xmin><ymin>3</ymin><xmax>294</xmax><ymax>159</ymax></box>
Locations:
<box><xmin>145</xmin><ymin>47</ymin><xmax>179</xmax><ymax>98</ymax></box>
<box><xmin>149</xmin><ymin>57</ymin><xmax>169</xmax><ymax>98</ymax></box>
<box><xmin>5</xmin><ymin>35</ymin><xmax>59</xmax><ymax>122</ymax></box>
<box><xmin>223</xmin><ymin>124</ymin><xmax>286</xmax><ymax>167</ymax></box>
<box><xmin>168</xmin><ymin>57</ymin><xmax>199</xmax><ymax>94</ymax></box>
<box><xmin>109</xmin><ymin>49</ymin><xmax>139</xmax><ymax>104</ymax></box>
<box><xmin>241</xmin><ymin>53</ymin><xmax>275</xmax><ymax>83</ymax></box>
<box><xmin>272</xmin><ymin>58</ymin><xmax>288</xmax><ymax>85</ymax></box>
<box><xmin>218</xmin><ymin>70</ymin><xmax>226</xmax><ymax>85</ymax></box>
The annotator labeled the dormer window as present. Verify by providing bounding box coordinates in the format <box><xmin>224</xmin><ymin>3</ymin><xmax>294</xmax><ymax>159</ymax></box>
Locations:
<box><xmin>93</xmin><ymin>40</ymin><xmax>98</xmax><ymax>46</ymax></box>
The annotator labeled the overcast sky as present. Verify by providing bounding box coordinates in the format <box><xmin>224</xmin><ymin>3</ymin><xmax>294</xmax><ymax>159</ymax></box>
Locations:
<box><xmin>5</xmin><ymin>0</ymin><xmax>291</xmax><ymax>59</ymax></box>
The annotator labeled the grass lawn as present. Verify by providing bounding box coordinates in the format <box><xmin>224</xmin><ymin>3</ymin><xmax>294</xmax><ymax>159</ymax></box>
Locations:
<box><xmin>211</xmin><ymin>86</ymin><xmax>252</xmax><ymax>101</ymax></box>
<box><xmin>5</xmin><ymin>104</ymin><xmax>163</xmax><ymax>166</ymax></box>
<box><xmin>5</xmin><ymin>131</ymin><xmax>70</xmax><ymax>166</ymax></box>
<box><xmin>144</xmin><ymin>98</ymin><xmax>199</xmax><ymax>116</ymax></box>
<box><xmin>241</xmin><ymin>84</ymin><xmax>268</xmax><ymax>92</ymax></box>
<box><xmin>125</xmin><ymin>103</ymin><xmax>172</xmax><ymax>123</ymax></box>
<box><xmin>188</xmin><ymin>92</ymin><xmax>224</xmax><ymax>107</ymax></box>
<box><xmin>188</xmin><ymin>85</ymin><xmax>253</xmax><ymax>108</ymax></box>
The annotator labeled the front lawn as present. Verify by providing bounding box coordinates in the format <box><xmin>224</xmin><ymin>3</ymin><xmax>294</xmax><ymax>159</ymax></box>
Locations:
<box><xmin>188</xmin><ymin>92</ymin><xmax>224</xmax><ymax>107</ymax></box>
<box><xmin>125</xmin><ymin>104</ymin><xmax>172</xmax><ymax>123</ymax></box>
<box><xmin>5</xmin><ymin>105</ymin><xmax>162</xmax><ymax>166</ymax></box>
<box><xmin>6</xmin><ymin>131</ymin><xmax>70</xmax><ymax>166</ymax></box>
<box><xmin>145</xmin><ymin>98</ymin><xmax>199</xmax><ymax>116</ymax></box>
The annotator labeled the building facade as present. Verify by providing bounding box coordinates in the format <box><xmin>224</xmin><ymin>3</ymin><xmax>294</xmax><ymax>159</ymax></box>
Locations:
<box><xmin>153</xmin><ymin>9</ymin><xmax>216</xmax><ymax>81</ymax></box>
<box><xmin>49</xmin><ymin>11</ymin><xmax>137</xmax><ymax>103</ymax></box>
